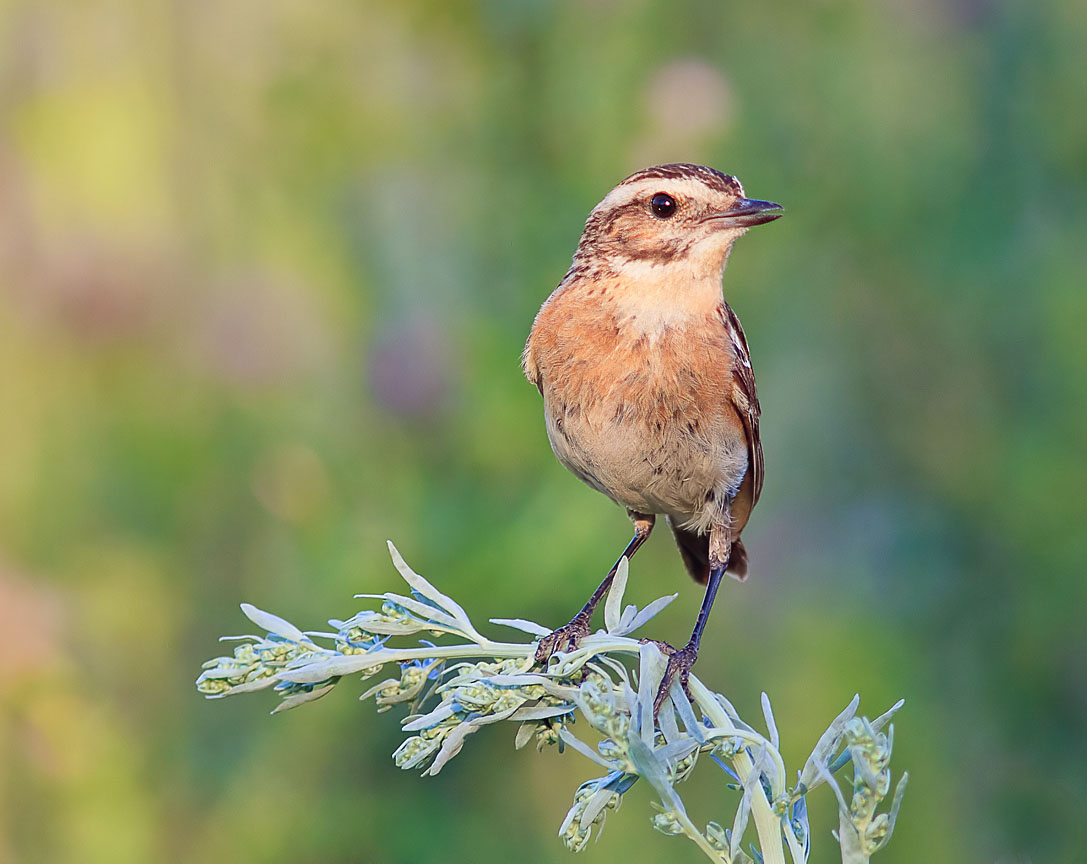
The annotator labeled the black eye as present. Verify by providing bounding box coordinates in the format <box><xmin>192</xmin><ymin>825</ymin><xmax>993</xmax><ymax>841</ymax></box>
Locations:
<box><xmin>651</xmin><ymin>193</ymin><xmax>677</xmax><ymax>219</ymax></box>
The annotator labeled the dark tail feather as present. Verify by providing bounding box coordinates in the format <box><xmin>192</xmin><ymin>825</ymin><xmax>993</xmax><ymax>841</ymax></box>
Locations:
<box><xmin>669</xmin><ymin>520</ymin><xmax>710</xmax><ymax>584</ymax></box>
<box><xmin>726</xmin><ymin>539</ymin><xmax>749</xmax><ymax>582</ymax></box>
<box><xmin>668</xmin><ymin>519</ymin><xmax>749</xmax><ymax>584</ymax></box>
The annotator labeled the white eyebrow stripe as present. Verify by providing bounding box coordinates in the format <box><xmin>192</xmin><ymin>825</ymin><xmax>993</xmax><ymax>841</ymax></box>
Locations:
<box><xmin>589</xmin><ymin>172</ymin><xmax>747</xmax><ymax>223</ymax></box>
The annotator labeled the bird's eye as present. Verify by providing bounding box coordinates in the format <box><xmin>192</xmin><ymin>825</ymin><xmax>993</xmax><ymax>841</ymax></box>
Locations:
<box><xmin>651</xmin><ymin>193</ymin><xmax>677</xmax><ymax>219</ymax></box>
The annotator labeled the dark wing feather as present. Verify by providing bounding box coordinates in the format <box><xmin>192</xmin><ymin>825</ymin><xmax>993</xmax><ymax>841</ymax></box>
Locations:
<box><xmin>669</xmin><ymin>304</ymin><xmax>763</xmax><ymax>584</ymax></box>
<box><xmin>720</xmin><ymin>302</ymin><xmax>763</xmax><ymax>507</ymax></box>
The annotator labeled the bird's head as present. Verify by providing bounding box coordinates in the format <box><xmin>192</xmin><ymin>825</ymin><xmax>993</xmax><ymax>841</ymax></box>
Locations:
<box><xmin>574</xmin><ymin>163</ymin><xmax>783</xmax><ymax>279</ymax></box>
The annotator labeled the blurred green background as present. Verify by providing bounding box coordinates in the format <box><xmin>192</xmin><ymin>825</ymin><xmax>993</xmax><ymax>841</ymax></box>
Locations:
<box><xmin>1</xmin><ymin>0</ymin><xmax>1084</xmax><ymax>862</ymax></box>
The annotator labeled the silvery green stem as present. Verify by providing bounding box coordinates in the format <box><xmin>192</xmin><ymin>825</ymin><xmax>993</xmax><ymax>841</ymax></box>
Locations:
<box><xmin>689</xmin><ymin>678</ymin><xmax>789</xmax><ymax>864</ymax></box>
<box><xmin>196</xmin><ymin>541</ymin><xmax>905</xmax><ymax>863</ymax></box>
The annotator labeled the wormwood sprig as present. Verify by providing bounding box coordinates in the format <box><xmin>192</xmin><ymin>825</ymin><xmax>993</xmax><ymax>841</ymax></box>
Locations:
<box><xmin>196</xmin><ymin>541</ymin><xmax>907</xmax><ymax>863</ymax></box>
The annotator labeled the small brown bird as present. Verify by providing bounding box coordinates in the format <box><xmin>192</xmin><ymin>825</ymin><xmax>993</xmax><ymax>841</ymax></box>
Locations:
<box><xmin>523</xmin><ymin>163</ymin><xmax>782</xmax><ymax>710</ymax></box>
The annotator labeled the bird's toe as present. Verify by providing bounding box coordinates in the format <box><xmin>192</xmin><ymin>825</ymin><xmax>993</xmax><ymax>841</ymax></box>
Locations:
<box><xmin>652</xmin><ymin>644</ymin><xmax>698</xmax><ymax>716</ymax></box>
<box><xmin>534</xmin><ymin>614</ymin><xmax>592</xmax><ymax>665</ymax></box>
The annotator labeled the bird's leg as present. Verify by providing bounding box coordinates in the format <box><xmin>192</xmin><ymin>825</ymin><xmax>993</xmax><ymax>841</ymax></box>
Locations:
<box><xmin>653</xmin><ymin>522</ymin><xmax>731</xmax><ymax>715</ymax></box>
<box><xmin>535</xmin><ymin>513</ymin><xmax>655</xmax><ymax>665</ymax></box>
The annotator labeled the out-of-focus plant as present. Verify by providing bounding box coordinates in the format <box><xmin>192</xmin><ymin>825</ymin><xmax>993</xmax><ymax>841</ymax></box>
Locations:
<box><xmin>197</xmin><ymin>543</ymin><xmax>907</xmax><ymax>863</ymax></box>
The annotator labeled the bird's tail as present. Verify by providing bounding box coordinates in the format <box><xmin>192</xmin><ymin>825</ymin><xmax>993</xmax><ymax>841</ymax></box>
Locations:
<box><xmin>668</xmin><ymin>520</ymin><xmax>749</xmax><ymax>583</ymax></box>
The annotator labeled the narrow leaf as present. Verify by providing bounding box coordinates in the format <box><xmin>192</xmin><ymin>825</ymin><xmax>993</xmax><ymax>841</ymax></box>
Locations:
<box><xmin>359</xmin><ymin>677</ymin><xmax>400</xmax><ymax>703</ymax></box>
<box><xmin>466</xmin><ymin>704</ymin><xmax>523</xmax><ymax>727</ymax></box>
<box><xmin>203</xmin><ymin>676</ymin><xmax>278</xmax><ymax>697</ymax></box>
<box><xmin>508</xmin><ymin>702</ymin><xmax>576</xmax><ymax>721</ymax></box>
<box><xmin>361</xmin><ymin>593</ymin><xmax>463</xmax><ymax>632</ymax></box>
<box><xmin>627</xmin><ymin>734</ymin><xmax>688</xmax><ymax>820</ymax></box>
<box><xmin>761</xmin><ymin>692</ymin><xmax>780</xmax><ymax>749</ymax></box>
<box><xmin>270</xmin><ymin>683</ymin><xmax>336</xmax><ymax>713</ymax></box>
<box><xmin>240</xmin><ymin>603</ymin><xmax>308</xmax><ymax>644</ymax></box>
<box><xmin>582</xmin><ymin>783</ymin><xmax>617</xmax><ymax>829</ymax></box>
<box><xmin>558</xmin><ymin>728</ymin><xmax>615</xmax><ymax>769</ymax></box>
<box><xmin>489</xmin><ymin>618</ymin><xmax>551</xmax><ymax>637</ymax></box>
<box><xmin>604</xmin><ymin>556</ymin><xmax>629</xmax><ymax>634</ymax></box>
<box><xmin>514</xmin><ymin>722</ymin><xmax>536</xmax><ymax>750</ymax></box>
<box><xmin>730</xmin><ymin>779</ymin><xmax>753</xmax><ymax>859</ymax></box>
<box><xmin>670</xmin><ymin>684</ymin><xmax>704</xmax><ymax>743</ymax></box>
<box><xmin>658</xmin><ymin>692</ymin><xmax>681</xmax><ymax>743</ymax></box>
<box><xmin>882</xmin><ymin>771</ymin><xmax>909</xmax><ymax>845</ymax></box>
<box><xmin>637</xmin><ymin>642</ymin><xmax>667</xmax><ymax>744</ymax></box>
<box><xmin>387</xmin><ymin>541</ymin><xmax>481</xmax><ymax>637</ymax></box>
<box><xmin>799</xmin><ymin>694</ymin><xmax>860</xmax><ymax>791</ymax></box>
<box><xmin>278</xmin><ymin>652</ymin><xmax>391</xmax><ymax>683</ymax></box>
<box><xmin>402</xmin><ymin>702</ymin><xmax>458</xmax><ymax>731</ymax></box>
<box><xmin>871</xmin><ymin>698</ymin><xmax>905</xmax><ymax>733</ymax></box>
<box><xmin>424</xmin><ymin>721</ymin><xmax>477</xmax><ymax>775</ymax></box>
<box><xmin>616</xmin><ymin>593</ymin><xmax>679</xmax><ymax>635</ymax></box>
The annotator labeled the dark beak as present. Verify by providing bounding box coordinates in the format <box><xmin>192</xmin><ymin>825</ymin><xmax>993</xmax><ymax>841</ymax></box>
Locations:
<box><xmin>709</xmin><ymin>198</ymin><xmax>784</xmax><ymax>228</ymax></box>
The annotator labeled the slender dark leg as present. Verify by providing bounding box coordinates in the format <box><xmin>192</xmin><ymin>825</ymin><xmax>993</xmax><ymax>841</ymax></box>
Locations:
<box><xmin>535</xmin><ymin>513</ymin><xmax>655</xmax><ymax>664</ymax></box>
<box><xmin>652</xmin><ymin>523</ymin><xmax>731</xmax><ymax>714</ymax></box>
<box><xmin>687</xmin><ymin>565</ymin><xmax>725</xmax><ymax>651</ymax></box>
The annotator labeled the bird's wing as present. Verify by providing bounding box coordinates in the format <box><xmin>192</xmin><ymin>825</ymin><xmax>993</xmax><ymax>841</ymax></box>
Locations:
<box><xmin>720</xmin><ymin>302</ymin><xmax>764</xmax><ymax>508</ymax></box>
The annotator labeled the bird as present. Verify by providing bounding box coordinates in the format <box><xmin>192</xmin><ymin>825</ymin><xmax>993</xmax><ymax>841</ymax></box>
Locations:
<box><xmin>522</xmin><ymin>163</ymin><xmax>782</xmax><ymax>712</ymax></box>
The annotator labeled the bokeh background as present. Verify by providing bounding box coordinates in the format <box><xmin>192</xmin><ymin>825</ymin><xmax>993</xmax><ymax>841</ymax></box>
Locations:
<box><xmin>1</xmin><ymin>1</ymin><xmax>1084</xmax><ymax>862</ymax></box>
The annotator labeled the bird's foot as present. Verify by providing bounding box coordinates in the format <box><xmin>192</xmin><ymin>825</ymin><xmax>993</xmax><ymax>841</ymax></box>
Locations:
<box><xmin>642</xmin><ymin>639</ymin><xmax>698</xmax><ymax>716</ymax></box>
<box><xmin>534</xmin><ymin>613</ymin><xmax>592</xmax><ymax>666</ymax></box>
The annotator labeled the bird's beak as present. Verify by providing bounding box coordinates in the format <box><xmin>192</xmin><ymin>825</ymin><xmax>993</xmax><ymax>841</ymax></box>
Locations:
<box><xmin>708</xmin><ymin>198</ymin><xmax>784</xmax><ymax>228</ymax></box>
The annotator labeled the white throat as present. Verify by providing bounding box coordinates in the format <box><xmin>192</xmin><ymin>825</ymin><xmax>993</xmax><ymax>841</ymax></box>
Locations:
<box><xmin>605</xmin><ymin>254</ymin><xmax>728</xmax><ymax>338</ymax></box>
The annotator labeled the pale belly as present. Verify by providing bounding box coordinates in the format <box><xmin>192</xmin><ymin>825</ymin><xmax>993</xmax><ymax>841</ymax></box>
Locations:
<box><xmin>544</xmin><ymin>400</ymin><xmax>748</xmax><ymax>534</ymax></box>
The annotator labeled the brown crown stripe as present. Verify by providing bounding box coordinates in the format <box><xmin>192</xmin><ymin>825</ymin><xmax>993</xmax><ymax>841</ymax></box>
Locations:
<box><xmin>618</xmin><ymin>163</ymin><xmax>743</xmax><ymax>197</ymax></box>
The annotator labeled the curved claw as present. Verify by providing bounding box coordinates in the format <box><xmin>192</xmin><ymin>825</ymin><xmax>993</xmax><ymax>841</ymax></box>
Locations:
<box><xmin>534</xmin><ymin>614</ymin><xmax>592</xmax><ymax>665</ymax></box>
<box><xmin>652</xmin><ymin>643</ymin><xmax>698</xmax><ymax>716</ymax></box>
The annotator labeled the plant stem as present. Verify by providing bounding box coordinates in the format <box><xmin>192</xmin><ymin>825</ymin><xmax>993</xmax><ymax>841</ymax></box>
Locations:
<box><xmin>691</xmin><ymin>678</ymin><xmax>789</xmax><ymax>864</ymax></box>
